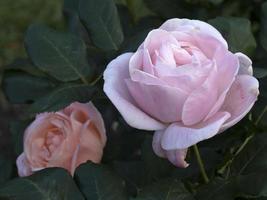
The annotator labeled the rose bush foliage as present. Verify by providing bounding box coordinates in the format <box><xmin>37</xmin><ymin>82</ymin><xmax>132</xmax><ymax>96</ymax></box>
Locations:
<box><xmin>1</xmin><ymin>0</ymin><xmax>267</xmax><ymax>199</ymax></box>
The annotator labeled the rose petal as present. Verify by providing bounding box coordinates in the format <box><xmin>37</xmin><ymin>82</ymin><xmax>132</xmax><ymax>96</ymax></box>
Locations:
<box><xmin>204</xmin><ymin>47</ymin><xmax>239</xmax><ymax>120</ymax></box>
<box><xmin>71</xmin><ymin>121</ymin><xmax>104</xmax><ymax>174</ymax></box>
<box><xmin>129</xmin><ymin>49</ymin><xmax>154</xmax><ymax>75</ymax></box>
<box><xmin>221</xmin><ymin>75</ymin><xmax>259</xmax><ymax>131</ymax></box>
<box><xmin>182</xmin><ymin>63</ymin><xmax>219</xmax><ymax>125</ymax></box>
<box><xmin>103</xmin><ymin>53</ymin><xmax>165</xmax><ymax>130</ymax></box>
<box><xmin>235</xmin><ymin>52</ymin><xmax>253</xmax><ymax>76</ymax></box>
<box><xmin>143</xmin><ymin>29</ymin><xmax>179</xmax><ymax>55</ymax></box>
<box><xmin>126</xmin><ymin>79</ymin><xmax>188</xmax><ymax>123</ymax></box>
<box><xmin>156</xmin><ymin>60</ymin><xmax>212</xmax><ymax>93</ymax></box>
<box><xmin>152</xmin><ymin>131</ymin><xmax>189</xmax><ymax>168</ymax></box>
<box><xmin>162</xmin><ymin>111</ymin><xmax>231</xmax><ymax>150</ymax></box>
<box><xmin>160</xmin><ymin>18</ymin><xmax>228</xmax><ymax>48</ymax></box>
<box><xmin>152</xmin><ymin>130</ymin><xmax>166</xmax><ymax>158</ymax></box>
<box><xmin>165</xmin><ymin>149</ymin><xmax>189</xmax><ymax>168</ymax></box>
<box><xmin>16</xmin><ymin>153</ymin><xmax>33</xmax><ymax>177</ymax></box>
<box><xmin>86</xmin><ymin>102</ymin><xmax>107</xmax><ymax>145</ymax></box>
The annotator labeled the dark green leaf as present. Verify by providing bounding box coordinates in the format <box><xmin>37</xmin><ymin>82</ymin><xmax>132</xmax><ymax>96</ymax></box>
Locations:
<box><xmin>134</xmin><ymin>179</ymin><xmax>194</xmax><ymax>200</ymax></box>
<box><xmin>74</xmin><ymin>162</ymin><xmax>128</xmax><ymax>200</ymax></box>
<box><xmin>112</xmin><ymin>161</ymin><xmax>147</xmax><ymax>195</ymax></box>
<box><xmin>196</xmin><ymin>173</ymin><xmax>267</xmax><ymax>200</ymax></box>
<box><xmin>118</xmin><ymin>0</ymin><xmax>154</xmax><ymax>22</ymax></box>
<box><xmin>63</xmin><ymin>0</ymin><xmax>79</xmax><ymax>14</ymax></box>
<box><xmin>0</xmin><ymin>155</ymin><xmax>12</xmax><ymax>186</ymax></box>
<box><xmin>254</xmin><ymin>67</ymin><xmax>267</xmax><ymax>79</ymax></box>
<box><xmin>79</xmin><ymin>0</ymin><xmax>124</xmax><ymax>51</ymax></box>
<box><xmin>143</xmin><ymin>0</ymin><xmax>192</xmax><ymax>19</ymax></box>
<box><xmin>6</xmin><ymin>58</ymin><xmax>46</xmax><ymax>77</ymax></box>
<box><xmin>208</xmin><ymin>17</ymin><xmax>256</xmax><ymax>55</ymax></box>
<box><xmin>0</xmin><ymin>168</ymin><xmax>84</xmax><ymax>200</ymax></box>
<box><xmin>260</xmin><ymin>2</ymin><xmax>267</xmax><ymax>52</ymax></box>
<box><xmin>195</xmin><ymin>178</ymin><xmax>236</xmax><ymax>200</ymax></box>
<box><xmin>28</xmin><ymin>84</ymin><xmax>96</xmax><ymax>114</ymax></box>
<box><xmin>3</xmin><ymin>73</ymin><xmax>55</xmax><ymax>104</ymax></box>
<box><xmin>237</xmin><ymin>172</ymin><xmax>267</xmax><ymax>199</ymax></box>
<box><xmin>141</xmin><ymin>136</ymin><xmax>174</xmax><ymax>182</ymax></box>
<box><xmin>120</xmin><ymin>30</ymin><xmax>150</xmax><ymax>52</ymax></box>
<box><xmin>25</xmin><ymin>24</ymin><xmax>91</xmax><ymax>82</ymax></box>
<box><xmin>9</xmin><ymin>120</ymin><xmax>30</xmax><ymax>156</ymax></box>
<box><xmin>230</xmin><ymin>133</ymin><xmax>267</xmax><ymax>176</ymax></box>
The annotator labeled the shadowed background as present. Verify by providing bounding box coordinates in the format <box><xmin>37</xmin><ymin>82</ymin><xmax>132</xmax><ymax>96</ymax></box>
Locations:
<box><xmin>0</xmin><ymin>0</ymin><xmax>63</xmax><ymax>156</ymax></box>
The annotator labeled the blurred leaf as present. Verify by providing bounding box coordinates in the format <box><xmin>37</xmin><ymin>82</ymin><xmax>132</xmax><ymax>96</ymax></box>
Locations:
<box><xmin>63</xmin><ymin>0</ymin><xmax>90</xmax><ymax>45</ymax></box>
<box><xmin>112</xmin><ymin>161</ymin><xmax>147</xmax><ymax>195</ymax></box>
<box><xmin>143</xmin><ymin>0</ymin><xmax>192</xmax><ymax>19</ymax></box>
<box><xmin>141</xmin><ymin>136</ymin><xmax>174</xmax><ymax>182</ymax></box>
<box><xmin>9</xmin><ymin>120</ymin><xmax>30</xmax><ymax>156</ymax></box>
<box><xmin>0</xmin><ymin>155</ymin><xmax>12</xmax><ymax>186</ymax></box>
<box><xmin>6</xmin><ymin>58</ymin><xmax>46</xmax><ymax>77</ymax></box>
<box><xmin>122</xmin><ymin>0</ymin><xmax>154</xmax><ymax>22</ymax></box>
<box><xmin>74</xmin><ymin>162</ymin><xmax>128</xmax><ymax>200</ymax></box>
<box><xmin>196</xmin><ymin>178</ymin><xmax>236</xmax><ymax>200</ymax></box>
<box><xmin>28</xmin><ymin>84</ymin><xmax>96</xmax><ymax>114</ymax></box>
<box><xmin>120</xmin><ymin>29</ymin><xmax>150</xmax><ymax>52</ymax></box>
<box><xmin>134</xmin><ymin>179</ymin><xmax>194</xmax><ymax>200</ymax></box>
<box><xmin>63</xmin><ymin>0</ymin><xmax>79</xmax><ymax>14</ymax></box>
<box><xmin>254</xmin><ymin>67</ymin><xmax>267</xmax><ymax>79</ymax></box>
<box><xmin>230</xmin><ymin>133</ymin><xmax>267</xmax><ymax>176</ymax></box>
<box><xmin>252</xmin><ymin>77</ymin><xmax>267</xmax><ymax>126</ymax></box>
<box><xmin>237</xmin><ymin>172</ymin><xmax>267</xmax><ymax>199</ymax></box>
<box><xmin>260</xmin><ymin>2</ymin><xmax>267</xmax><ymax>52</ymax></box>
<box><xmin>0</xmin><ymin>168</ymin><xmax>84</xmax><ymax>200</ymax></box>
<box><xmin>79</xmin><ymin>0</ymin><xmax>124</xmax><ymax>51</ymax></box>
<box><xmin>196</xmin><ymin>173</ymin><xmax>267</xmax><ymax>200</ymax></box>
<box><xmin>209</xmin><ymin>17</ymin><xmax>256</xmax><ymax>55</ymax></box>
<box><xmin>25</xmin><ymin>24</ymin><xmax>91</xmax><ymax>82</ymax></box>
<box><xmin>3</xmin><ymin>72</ymin><xmax>55</xmax><ymax>104</ymax></box>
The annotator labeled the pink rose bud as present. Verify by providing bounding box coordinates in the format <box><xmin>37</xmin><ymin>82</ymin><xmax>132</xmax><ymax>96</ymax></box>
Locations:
<box><xmin>16</xmin><ymin>102</ymin><xmax>106</xmax><ymax>176</ymax></box>
<box><xmin>103</xmin><ymin>18</ymin><xmax>259</xmax><ymax>168</ymax></box>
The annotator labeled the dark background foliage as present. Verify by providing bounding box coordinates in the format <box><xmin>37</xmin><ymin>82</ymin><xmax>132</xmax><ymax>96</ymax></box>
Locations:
<box><xmin>0</xmin><ymin>0</ymin><xmax>267</xmax><ymax>199</ymax></box>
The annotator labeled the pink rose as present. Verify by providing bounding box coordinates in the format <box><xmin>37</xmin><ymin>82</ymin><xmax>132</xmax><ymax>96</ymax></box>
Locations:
<box><xmin>16</xmin><ymin>102</ymin><xmax>106</xmax><ymax>176</ymax></box>
<box><xmin>103</xmin><ymin>18</ymin><xmax>259</xmax><ymax>167</ymax></box>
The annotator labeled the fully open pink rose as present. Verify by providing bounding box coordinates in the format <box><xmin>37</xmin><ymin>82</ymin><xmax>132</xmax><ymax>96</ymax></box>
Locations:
<box><xmin>103</xmin><ymin>18</ymin><xmax>259</xmax><ymax>167</ymax></box>
<box><xmin>16</xmin><ymin>102</ymin><xmax>106</xmax><ymax>176</ymax></box>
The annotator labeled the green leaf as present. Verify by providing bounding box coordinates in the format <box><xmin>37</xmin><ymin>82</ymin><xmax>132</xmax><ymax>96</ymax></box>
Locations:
<box><xmin>0</xmin><ymin>168</ymin><xmax>84</xmax><ymax>200</ymax></box>
<box><xmin>134</xmin><ymin>179</ymin><xmax>194</xmax><ymax>200</ymax></box>
<box><xmin>9</xmin><ymin>120</ymin><xmax>31</xmax><ymax>156</ymax></box>
<box><xmin>143</xmin><ymin>0</ymin><xmax>192</xmax><ymax>19</ymax></box>
<box><xmin>121</xmin><ymin>0</ymin><xmax>154</xmax><ymax>22</ymax></box>
<box><xmin>74</xmin><ymin>162</ymin><xmax>128</xmax><ymax>200</ymax></box>
<box><xmin>195</xmin><ymin>178</ymin><xmax>236</xmax><ymax>200</ymax></box>
<box><xmin>0</xmin><ymin>155</ymin><xmax>12</xmax><ymax>186</ymax></box>
<box><xmin>79</xmin><ymin>0</ymin><xmax>124</xmax><ymax>51</ymax></box>
<box><xmin>141</xmin><ymin>136</ymin><xmax>174</xmax><ymax>182</ymax></box>
<box><xmin>6</xmin><ymin>58</ymin><xmax>47</xmax><ymax>77</ymax></box>
<box><xmin>196</xmin><ymin>173</ymin><xmax>267</xmax><ymax>200</ymax></box>
<box><xmin>28</xmin><ymin>84</ymin><xmax>96</xmax><ymax>114</ymax></box>
<box><xmin>25</xmin><ymin>24</ymin><xmax>91</xmax><ymax>82</ymax></box>
<box><xmin>230</xmin><ymin>133</ymin><xmax>267</xmax><ymax>176</ymax></box>
<box><xmin>208</xmin><ymin>17</ymin><xmax>256</xmax><ymax>55</ymax></box>
<box><xmin>236</xmin><ymin>172</ymin><xmax>267</xmax><ymax>199</ymax></box>
<box><xmin>3</xmin><ymin>72</ymin><xmax>56</xmax><ymax>104</ymax></box>
<box><xmin>112</xmin><ymin>161</ymin><xmax>147</xmax><ymax>195</ymax></box>
<box><xmin>121</xmin><ymin>30</ymin><xmax>150</xmax><ymax>52</ymax></box>
<box><xmin>260</xmin><ymin>2</ymin><xmax>267</xmax><ymax>52</ymax></box>
<box><xmin>63</xmin><ymin>0</ymin><xmax>79</xmax><ymax>14</ymax></box>
<box><xmin>254</xmin><ymin>67</ymin><xmax>267</xmax><ymax>79</ymax></box>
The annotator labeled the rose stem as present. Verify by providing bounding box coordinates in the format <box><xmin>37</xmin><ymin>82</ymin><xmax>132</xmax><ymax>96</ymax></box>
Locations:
<box><xmin>193</xmin><ymin>144</ymin><xmax>210</xmax><ymax>184</ymax></box>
